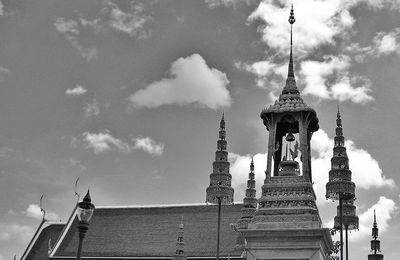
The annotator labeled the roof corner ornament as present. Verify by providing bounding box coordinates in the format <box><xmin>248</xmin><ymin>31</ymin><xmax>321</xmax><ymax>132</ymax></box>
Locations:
<box><xmin>39</xmin><ymin>194</ymin><xmax>46</xmax><ymax>222</ymax></box>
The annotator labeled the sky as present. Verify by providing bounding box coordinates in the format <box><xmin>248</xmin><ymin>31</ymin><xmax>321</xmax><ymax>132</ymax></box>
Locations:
<box><xmin>0</xmin><ymin>0</ymin><xmax>399</xmax><ymax>259</ymax></box>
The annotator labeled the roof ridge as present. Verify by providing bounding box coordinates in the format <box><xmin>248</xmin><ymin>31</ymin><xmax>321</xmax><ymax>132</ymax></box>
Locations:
<box><xmin>96</xmin><ymin>202</ymin><xmax>243</xmax><ymax>209</ymax></box>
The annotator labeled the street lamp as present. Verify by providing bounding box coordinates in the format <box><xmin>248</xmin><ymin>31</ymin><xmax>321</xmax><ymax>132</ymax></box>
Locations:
<box><xmin>76</xmin><ymin>190</ymin><xmax>95</xmax><ymax>260</ymax></box>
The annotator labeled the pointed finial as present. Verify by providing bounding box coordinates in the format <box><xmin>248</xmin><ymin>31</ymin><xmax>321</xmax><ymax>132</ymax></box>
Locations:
<box><xmin>250</xmin><ymin>156</ymin><xmax>254</xmax><ymax>172</ymax></box>
<box><xmin>288</xmin><ymin>4</ymin><xmax>295</xmax><ymax>25</ymax></box>
<box><xmin>336</xmin><ymin>104</ymin><xmax>342</xmax><ymax>127</ymax></box>
<box><xmin>287</xmin><ymin>4</ymin><xmax>295</xmax><ymax>78</ymax></box>
<box><xmin>220</xmin><ymin>111</ymin><xmax>225</xmax><ymax>130</ymax></box>
<box><xmin>373</xmin><ymin>209</ymin><xmax>377</xmax><ymax>227</ymax></box>
<box><xmin>83</xmin><ymin>189</ymin><xmax>91</xmax><ymax>203</ymax></box>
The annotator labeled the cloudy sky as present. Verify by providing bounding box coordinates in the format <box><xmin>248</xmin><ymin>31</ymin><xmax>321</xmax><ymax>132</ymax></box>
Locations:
<box><xmin>0</xmin><ymin>0</ymin><xmax>399</xmax><ymax>259</ymax></box>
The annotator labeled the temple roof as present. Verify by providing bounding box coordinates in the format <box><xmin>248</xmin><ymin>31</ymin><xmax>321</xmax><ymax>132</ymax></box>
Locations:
<box><xmin>21</xmin><ymin>222</ymin><xmax>64</xmax><ymax>260</ymax></box>
<box><xmin>51</xmin><ymin>203</ymin><xmax>243</xmax><ymax>258</ymax></box>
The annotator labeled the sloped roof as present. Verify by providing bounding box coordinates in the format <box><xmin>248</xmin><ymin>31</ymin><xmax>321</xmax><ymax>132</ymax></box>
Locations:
<box><xmin>22</xmin><ymin>222</ymin><xmax>64</xmax><ymax>260</ymax></box>
<box><xmin>52</xmin><ymin>203</ymin><xmax>243</xmax><ymax>258</ymax></box>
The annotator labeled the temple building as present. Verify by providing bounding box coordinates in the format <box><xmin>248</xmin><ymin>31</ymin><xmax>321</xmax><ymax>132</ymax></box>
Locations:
<box><xmin>20</xmin><ymin>6</ymin><xmax>378</xmax><ymax>260</ymax></box>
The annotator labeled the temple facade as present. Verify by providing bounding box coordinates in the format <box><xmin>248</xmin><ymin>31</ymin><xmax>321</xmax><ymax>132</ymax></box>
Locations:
<box><xmin>20</xmin><ymin>6</ymin><xmax>384</xmax><ymax>260</ymax></box>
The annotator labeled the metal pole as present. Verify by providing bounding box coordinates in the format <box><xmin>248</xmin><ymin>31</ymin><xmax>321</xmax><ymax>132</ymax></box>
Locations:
<box><xmin>216</xmin><ymin>198</ymin><xmax>221</xmax><ymax>260</ymax></box>
<box><xmin>339</xmin><ymin>196</ymin><xmax>343</xmax><ymax>260</ymax></box>
<box><xmin>76</xmin><ymin>221</ymin><xmax>88</xmax><ymax>260</ymax></box>
<box><xmin>345</xmin><ymin>225</ymin><xmax>349</xmax><ymax>260</ymax></box>
<box><xmin>76</xmin><ymin>235</ymin><xmax>83</xmax><ymax>260</ymax></box>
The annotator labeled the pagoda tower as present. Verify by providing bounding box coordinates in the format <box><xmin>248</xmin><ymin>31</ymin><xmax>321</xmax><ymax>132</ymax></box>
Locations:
<box><xmin>206</xmin><ymin>113</ymin><xmax>234</xmax><ymax>204</ymax></box>
<box><xmin>172</xmin><ymin>217</ymin><xmax>186</xmax><ymax>260</ymax></box>
<box><xmin>330</xmin><ymin>107</ymin><xmax>358</xmax><ymax>260</ymax></box>
<box><xmin>206</xmin><ymin>113</ymin><xmax>234</xmax><ymax>260</ymax></box>
<box><xmin>239</xmin><ymin>6</ymin><xmax>333</xmax><ymax>260</ymax></box>
<box><xmin>237</xmin><ymin>158</ymin><xmax>257</xmax><ymax>229</ymax></box>
<box><xmin>368</xmin><ymin>211</ymin><xmax>384</xmax><ymax>260</ymax></box>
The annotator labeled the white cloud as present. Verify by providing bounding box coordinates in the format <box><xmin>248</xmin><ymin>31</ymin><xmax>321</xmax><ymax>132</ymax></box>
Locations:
<box><xmin>103</xmin><ymin>1</ymin><xmax>152</xmax><ymax>39</ymax></box>
<box><xmin>54</xmin><ymin>17</ymin><xmax>97</xmax><ymax>62</ymax></box>
<box><xmin>0</xmin><ymin>224</ymin><xmax>33</xmax><ymax>242</ymax></box>
<box><xmin>130</xmin><ymin>54</ymin><xmax>231</xmax><ymax>109</ymax></box>
<box><xmin>82</xmin><ymin>131</ymin><xmax>164</xmax><ymax>156</ymax></box>
<box><xmin>350</xmin><ymin>196</ymin><xmax>397</xmax><ymax>241</ymax></box>
<box><xmin>65</xmin><ymin>85</ymin><xmax>87</xmax><ymax>96</ymax></box>
<box><xmin>133</xmin><ymin>137</ymin><xmax>164</xmax><ymax>156</ymax></box>
<box><xmin>374</xmin><ymin>28</ymin><xmax>400</xmax><ymax>56</ymax></box>
<box><xmin>248</xmin><ymin>0</ymin><xmax>355</xmax><ymax>57</ymax></box>
<box><xmin>83</xmin><ymin>130</ymin><xmax>131</xmax><ymax>154</ymax></box>
<box><xmin>248</xmin><ymin>0</ymin><xmax>400</xmax><ymax>57</ymax></box>
<box><xmin>24</xmin><ymin>204</ymin><xmax>59</xmax><ymax>221</ymax></box>
<box><xmin>311</xmin><ymin>129</ymin><xmax>395</xmax><ymax>205</ymax></box>
<box><xmin>229</xmin><ymin>152</ymin><xmax>267</xmax><ymax>201</ymax></box>
<box><xmin>300</xmin><ymin>56</ymin><xmax>374</xmax><ymax>104</ymax></box>
<box><xmin>84</xmin><ymin>98</ymin><xmax>100</xmax><ymax>117</ymax></box>
<box><xmin>54</xmin><ymin>18</ymin><xmax>79</xmax><ymax>35</ymax></box>
<box><xmin>0</xmin><ymin>66</ymin><xmax>9</xmax><ymax>82</ymax></box>
<box><xmin>235</xmin><ymin>60</ymin><xmax>286</xmax><ymax>89</ymax></box>
<box><xmin>348</xmin><ymin>28</ymin><xmax>400</xmax><ymax>61</ymax></box>
<box><xmin>0</xmin><ymin>1</ymin><xmax>4</xmax><ymax>16</ymax></box>
<box><xmin>205</xmin><ymin>0</ymin><xmax>256</xmax><ymax>9</ymax></box>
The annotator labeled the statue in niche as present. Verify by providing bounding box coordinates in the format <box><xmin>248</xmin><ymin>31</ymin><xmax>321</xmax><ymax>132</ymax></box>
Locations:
<box><xmin>278</xmin><ymin>129</ymin><xmax>301</xmax><ymax>176</ymax></box>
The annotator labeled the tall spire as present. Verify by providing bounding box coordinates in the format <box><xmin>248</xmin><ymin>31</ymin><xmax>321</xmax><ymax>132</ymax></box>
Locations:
<box><xmin>172</xmin><ymin>217</ymin><xmax>186</xmax><ymax>260</ymax></box>
<box><xmin>206</xmin><ymin>113</ymin><xmax>234</xmax><ymax>204</ymax></box>
<box><xmin>237</xmin><ymin>157</ymin><xmax>257</xmax><ymax>229</ymax></box>
<box><xmin>288</xmin><ymin>4</ymin><xmax>295</xmax><ymax>78</ymax></box>
<box><xmin>369</xmin><ymin>210</ymin><xmax>384</xmax><ymax>260</ymax></box>
<box><xmin>326</xmin><ymin>108</ymin><xmax>355</xmax><ymax>200</ymax></box>
<box><xmin>282</xmin><ymin>4</ymin><xmax>299</xmax><ymax>96</ymax></box>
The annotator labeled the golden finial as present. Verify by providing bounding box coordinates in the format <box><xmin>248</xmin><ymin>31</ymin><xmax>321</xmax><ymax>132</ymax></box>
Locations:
<box><xmin>288</xmin><ymin>4</ymin><xmax>296</xmax><ymax>25</ymax></box>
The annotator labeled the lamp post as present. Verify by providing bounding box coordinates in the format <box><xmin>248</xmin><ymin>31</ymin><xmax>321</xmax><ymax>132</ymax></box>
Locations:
<box><xmin>206</xmin><ymin>114</ymin><xmax>234</xmax><ymax>260</ymax></box>
<box><xmin>76</xmin><ymin>190</ymin><xmax>95</xmax><ymax>260</ymax></box>
<box><xmin>326</xmin><ymin>108</ymin><xmax>356</xmax><ymax>260</ymax></box>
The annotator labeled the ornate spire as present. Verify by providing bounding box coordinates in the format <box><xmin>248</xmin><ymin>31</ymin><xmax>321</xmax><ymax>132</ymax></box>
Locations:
<box><xmin>206</xmin><ymin>113</ymin><xmax>234</xmax><ymax>204</ymax></box>
<box><xmin>172</xmin><ymin>217</ymin><xmax>186</xmax><ymax>260</ymax></box>
<box><xmin>372</xmin><ymin>210</ymin><xmax>378</xmax><ymax>240</ymax></box>
<box><xmin>288</xmin><ymin>4</ymin><xmax>295</xmax><ymax>78</ymax></box>
<box><xmin>244</xmin><ymin>157</ymin><xmax>257</xmax><ymax>208</ymax></box>
<box><xmin>369</xmin><ymin>210</ymin><xmax>384</xmax><ymax>259</ymax></box>
<box><xmin>326</xmin><ymin>108</ymin><xmax>355</xmax><ymax>201</ymax></box>
<box><xmin>219</xmin><ymin>112</ymin><xmax>226</xmax><ymax>140</ymax></box>
<box><xmin>282</xmin><ymin>4</ymin><xmax>299</xmax><ymax>96</ymax></box>
<box><xmin>237</xmin><ymin>158</ymin><xmax>257</xmax><ymax>229</ymax></box>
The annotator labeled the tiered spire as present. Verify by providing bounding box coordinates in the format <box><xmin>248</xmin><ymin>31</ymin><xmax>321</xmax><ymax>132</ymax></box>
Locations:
<box><xmin>172</xmin><ymin>217</ymin><xmax>186</xmax><ymax>260</ymax></box>
<box><xmin>326</xmin><ymin>107</ymin><xmax>356</xmax><ymax>201</ymax></box>
<box><xmin>237</xmin><ymin>158</ymin><xmax>257</xmax><ymax>229</ymax></box>
<box><xmin>326</xmin><ymin>107</ymin><xmax>357</xmax><ymax>260</ymax></box>
<box><xmin>206</xmin><ymin>113</ymin><xmax>234</xmax><ymax>204</ymax></box>
<box><xmin>332</xmin><ymin>107</ymin><xmax>358</xmax><ymax>230</ymax></box>
<box><xmin>282</xmin><ymin>4</ymin><xmax>299</xmax><ymax>96</ymax></box>
<box><xmin>241</xmin><ymin>6</ymin><xmax>334</xmax><ymax>259</ymax></box>
<box><xmin>368</xmin><ymin>210</ymin><xmax>384</xmax><ymax>260</ymax></box>
<box><xmin>255</xmin><ymin>4</ymin><xmax>323</xmax><ymax>229</ymax></box>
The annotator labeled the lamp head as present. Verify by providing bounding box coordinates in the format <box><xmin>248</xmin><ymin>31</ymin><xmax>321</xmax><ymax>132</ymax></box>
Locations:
<box><xmin>77</xmin><ymin>190</ymin><xmax>95</xmax><ymax>223</ymax></box>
